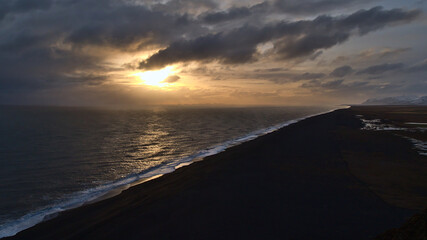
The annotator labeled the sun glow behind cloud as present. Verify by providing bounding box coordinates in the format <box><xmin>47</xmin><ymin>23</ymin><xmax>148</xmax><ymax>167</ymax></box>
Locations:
<box><xmin>132</xmin><ymin>66</ymin><xmax>175</xmax><ymax>87</ymax></box>
<box><xmin>0</xmin><ymin>0</ymin><xmax>425</xmax><ymax>107</ymax></box>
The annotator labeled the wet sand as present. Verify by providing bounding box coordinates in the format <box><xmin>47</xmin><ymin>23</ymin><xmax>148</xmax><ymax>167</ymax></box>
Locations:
<box><xmin>6</xmin><ymin>106</ymin><xmax>427</xmax><ymax>240</ymax></box>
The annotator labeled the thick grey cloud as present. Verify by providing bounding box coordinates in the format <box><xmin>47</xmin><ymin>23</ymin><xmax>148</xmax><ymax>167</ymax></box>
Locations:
<box><xmin>330</xmin><ymin>65</ymin><xmax>353</xmax><ymax>77</ymax></box>
<box><xmin>273</xmin><ymin>0</ymin><xmax>375</xmax><ymax>15</ymax></box>
<box><xmin>63</xmin><ymin>3</ymin><xmax>205</xmax><ymax>49</ymax></box>
<box><xmin>356</xmin><ymin>63</ymin><xmax>405</xmax><ymax>75</ymax></box>
<box><xmin>201</xmin><ymin>7</ymin><xmax>253</xmax><ymax>23</ymax></box>
<box><xmin>151</xmin><ymin>0</ymin><xmax>219</xmax><ymax>15</ymax></box>
<box><xmin>274</xmin><ymin>30</ymin><xmax>350</xmax><ymax>60</ymax></box>
<box><xmin>0</xmin><ymin>0</ymin><xmax>207</xmax><ymax>53</ymax></box>
<box><xmin>340</xmin><ymin>7</ymin><xmax>420</xmax><ymax>35</ymax></box>
<box><xmin>0</xmin><ymin>0</ymin><xmax>53</xmax><ymax>20</ymax></box>
<box><xmin>200</xmin><ymin>0</ymin><xmax>376</xmax><ymax>24</ymax></box>
<box><xmin>406</xmin><ymin>59</ymin><xmax>427</xmax><ymax>73</ymax></box>
<box><xmin>351</xmin><ymin>60</ymin><xmax>427</xmax><ymax>77</ymax></box>
<box><xmin>139</xmin><ymin>28</ymin><xmax>264</xmax><ymax>70</ymax></box>
<box><xmin>139</xmin><ymin>7</ymin><xmax>420</xmax><ymax>70</ymax></box>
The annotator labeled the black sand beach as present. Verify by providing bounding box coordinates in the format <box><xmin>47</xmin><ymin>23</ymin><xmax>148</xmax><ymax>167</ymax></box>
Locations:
<box><xmin>6</xmin><ymin>106</ymin><xmax>427</xmax><ymax>240</ymax></box>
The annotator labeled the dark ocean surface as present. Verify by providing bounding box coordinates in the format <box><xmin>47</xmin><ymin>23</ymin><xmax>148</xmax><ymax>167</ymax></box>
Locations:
<box><xmin>0</xmin><ymin>105</ymin><xmax>333</xmax><ymax>237</ymax></box>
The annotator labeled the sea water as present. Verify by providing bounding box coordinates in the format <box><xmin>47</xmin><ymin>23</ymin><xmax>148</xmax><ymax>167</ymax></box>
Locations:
<box><xmin>0</xmin><ymin>105</ymin><xmax>332</xmax><ymax>237</ymax></box>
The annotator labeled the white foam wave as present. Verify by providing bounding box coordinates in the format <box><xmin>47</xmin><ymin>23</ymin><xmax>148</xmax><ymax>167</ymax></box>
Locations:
<box><xmin>358</xmin><ymin>117</ymin><xmax>427</xmax><ymax>157</ymax></box>
<box><xmin>0</xmin><ymin>108</ymin><xmax>338</xmax><ymax>238</ymax></box>
<box><xmin>403</xmin><ymin>137</ymin><xmax>427</xmax><ymax>156</ymax></box>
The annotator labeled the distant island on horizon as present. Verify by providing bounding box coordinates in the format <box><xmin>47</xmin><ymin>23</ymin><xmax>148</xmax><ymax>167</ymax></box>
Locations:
<box><xmin>362</xmin><ymin>95</ymin><xmax>427</xmax><ymax>106</ymax></box>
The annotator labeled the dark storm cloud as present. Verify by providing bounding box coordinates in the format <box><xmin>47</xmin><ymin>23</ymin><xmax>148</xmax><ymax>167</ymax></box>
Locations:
<box><xmin>200</xmin><ymin>0</ymin><xmax>376</xmax><ymax>24</ymax></box>
<box><xmin>274</xmin><ymin>30</ymin><xmax>350</xmax><ymax>60</ymax></box>
<box><xmin>199</xmin><ymin>1</ymin><xmax>270</xmax><ymax>23</ymax></box>
<box><xmin>151</xmin><ymin>0</ymin><xmax>219</xmax><ymax>15</ymax></box>
<box><xmin>352</xmin><ymin>59</ymin><xmax>427</xmax><ymax>77</ymax></box>
<box><xmin>340</xmin><ymin>7</ymin><xmax>420</xmax><ymax>35</ymax></box>
<box><xmin>330</xmin><ymin>65</ymin><xmax>353</xmax><ymax>77</ymax></box>
<box><xmin>273</xmin><ymin>0</ymin><xmax>375</xmax><ymax>15</ymax></box>
<box><xmin>0</xmin><ymin>0</ymin><xmax>53</xmax><ymax>20</ymax></box>
<box><xmin>63</xmin><ymin>2</ymin><xmax>205</xmax><ymax>49</ymax></box>
<box><xmin>139</xmin><ymin>27</ymin><xmax>264</xmax><ymax>70</ymax></box>
<box><xmin>356</xmin><ymin>63</ymin><xmax>405</xmax><ymax>75</ymax></box>
<box><xmin>0</xmin><ymin>0</ymin><xmax>206</xmax><ymax>54</ymax></box>
<box><xmin>201</xmin><ymin>7</ymin><xmax>252</xmax><ymax>23</ymax></box>
<box><xmin>139</xmin><ymin>6</ymin><xmax>420</xmax><ymax>70</ymax></box>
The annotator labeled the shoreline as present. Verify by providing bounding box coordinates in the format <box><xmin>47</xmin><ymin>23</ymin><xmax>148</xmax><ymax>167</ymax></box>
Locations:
<box><xmin>0</xmin><ymin>108</ymin><xmax>339</xmax><ymax>238</ymax></box>
<box><xmin>4</xmin><ymin>106</ymin><xmax>427</xmax><ymax>239</ymax></box>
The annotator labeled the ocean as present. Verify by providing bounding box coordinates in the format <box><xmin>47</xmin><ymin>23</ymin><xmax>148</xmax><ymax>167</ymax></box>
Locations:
<box><xmin>0</xmin><ymin>105</ymin><xmax>332</xmax><ymax>237</ymax></box>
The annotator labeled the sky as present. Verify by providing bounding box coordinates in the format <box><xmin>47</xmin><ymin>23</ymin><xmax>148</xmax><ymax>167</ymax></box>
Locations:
<box><xmin>0</xmin><ymin>0</ymin><xmax>426</xmax><ymax>107</ymax></box>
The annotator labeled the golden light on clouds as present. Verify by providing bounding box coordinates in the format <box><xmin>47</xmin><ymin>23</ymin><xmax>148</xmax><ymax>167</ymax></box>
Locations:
<box><xmin>132</xmin><ymin>66</ymin><xmax>176</xmax><ymax>88</ymax></box>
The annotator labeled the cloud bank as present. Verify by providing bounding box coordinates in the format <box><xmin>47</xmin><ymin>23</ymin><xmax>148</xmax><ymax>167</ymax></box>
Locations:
<box><xmin>139</xmin><ymin>7</ymin><xmax>420</xmax><ymax>70</ymax></box>
<box><xmin>0</xmin><ymin>0</ymin><xmax>425</xmax><ymax>106</ymax></box>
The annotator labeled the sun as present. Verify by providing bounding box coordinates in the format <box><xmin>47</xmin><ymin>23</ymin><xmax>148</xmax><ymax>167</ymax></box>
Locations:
<box><xmin>132</xmin><ymin>66</ymin><xmax>175</xmax><ymax>87</ymax></box>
